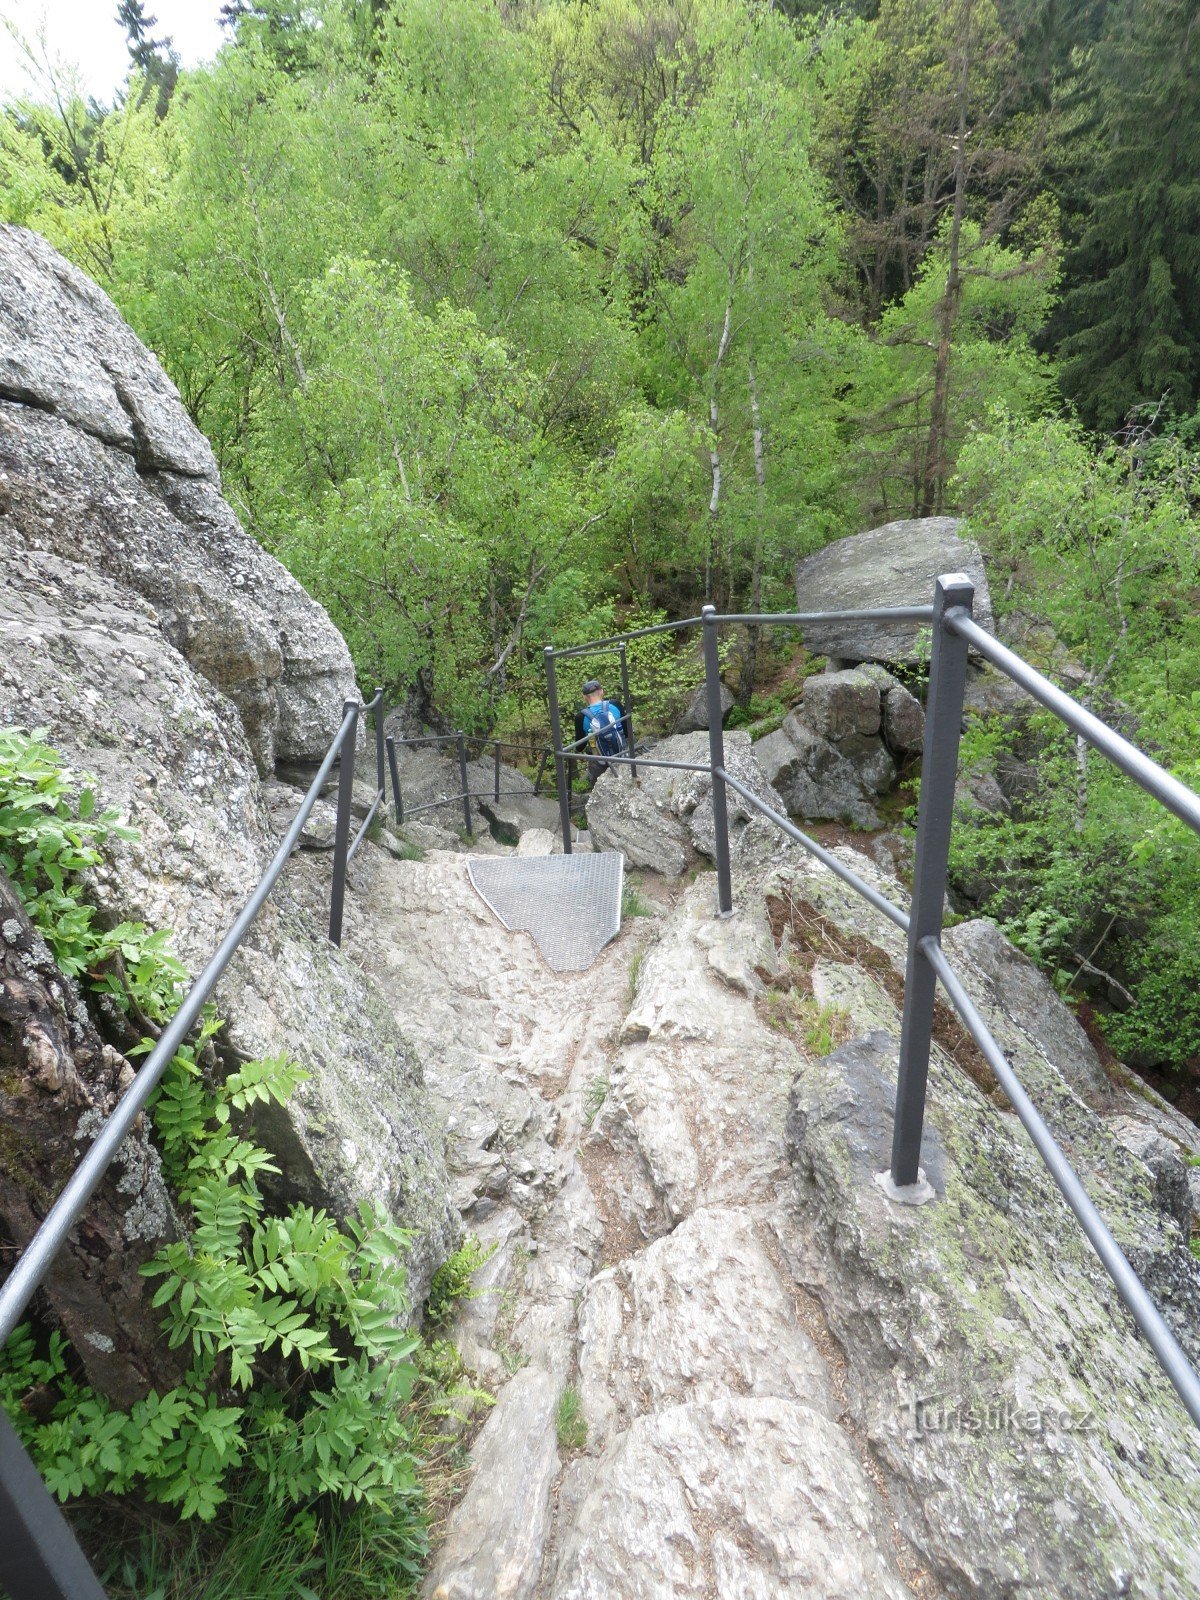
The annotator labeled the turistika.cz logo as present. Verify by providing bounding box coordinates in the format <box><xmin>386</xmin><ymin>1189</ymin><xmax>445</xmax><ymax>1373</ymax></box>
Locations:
<box><xmin>900</xmin><ymin>1393</ymin><xmax>1095</xmax><ymax>1437</ymax></box>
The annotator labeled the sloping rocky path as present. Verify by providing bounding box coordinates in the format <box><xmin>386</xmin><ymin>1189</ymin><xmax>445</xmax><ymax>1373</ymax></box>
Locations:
<box><xmin>339</xmin><ymin>842</ymin><xmax>933</xmax><ymax>1600</ymax></box>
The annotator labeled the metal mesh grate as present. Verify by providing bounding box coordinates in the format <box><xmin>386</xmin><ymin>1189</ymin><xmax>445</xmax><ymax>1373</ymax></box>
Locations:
<box><xmin>467</xmin><ymin>851</ymin><xmax>624</xmax><ymax>972</ymax></box>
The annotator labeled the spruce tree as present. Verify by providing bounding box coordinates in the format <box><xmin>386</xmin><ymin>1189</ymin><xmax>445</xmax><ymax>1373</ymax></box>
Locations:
<box><xmin>1053</xmin><ymin>0</ymin><xmax>1200</xmax><ymax>429</ymax></box>
<box><xmin>115</xmin><ymin>0</ymin><xmax>178</xmax><ymax>117</ymax></box>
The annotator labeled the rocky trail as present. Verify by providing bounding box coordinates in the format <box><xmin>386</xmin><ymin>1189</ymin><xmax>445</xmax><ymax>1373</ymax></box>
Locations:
<box><xmin>329</xmin><ymin>815</ymin><xmax>1200</xmax><ymax>1600</ymax></box>
<box><xmin>334</xmin><ymin>835</ymin><xmax>938</xmax><ymax>1600</ymax></box>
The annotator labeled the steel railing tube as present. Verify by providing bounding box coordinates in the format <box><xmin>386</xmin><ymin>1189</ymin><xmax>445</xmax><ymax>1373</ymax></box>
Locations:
<box><xmin>701</xmin><ymin>605</ymin><xmax>733</xmax><ymax>915</ymax></box>
<box><xmin>717</xmin><ymin>768</ymin><xmax>910</xmax><ymax>932</ymax></box>
<box><xmin>545</xmin><ymin>647</ymin><xmax>573</xmax><ymax>855</ymax></box>
<box><xmin>494</xmin><ymin>740</ymin><xmax>501</xmax><ymax>803</ymax></box>
<box><xmin>618</xmin><ymin>642</ymin><xmax>637</xmax><ymax>780</ymax></box>
<box><xmin>0</xmin><ymin>1408</ymin><xmax>109</xmax><ymax>1600</ymax></box>
<box><xmin>890</xmin><ymin>574</ymin><xmax>975</xmax><ymax>1191</ymax></box>
<box><xmin>455</xmin><ymin>733</ymin><xmax>473</xmax><ymax>839</ymax></box>
<box><xmin>548</xmin><ymin>615</ymin><xmax>703</xmax><ymax>661</ymax></box>
<box><xmin>327</xmin><ymin>700</ymin><xmax>360</xmax><ymax>947</ymax></box>
<box><xmin>386</xmin><ymin>735</ymin><xmax>403</xmax><ymax>825</ymax></box>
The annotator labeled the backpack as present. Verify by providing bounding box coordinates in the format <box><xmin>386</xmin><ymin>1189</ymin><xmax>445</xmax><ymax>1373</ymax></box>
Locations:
<box><xmin>590</xmin><ymin>701</ymin><xmax>627</xmax><ymax>759</ymax></box>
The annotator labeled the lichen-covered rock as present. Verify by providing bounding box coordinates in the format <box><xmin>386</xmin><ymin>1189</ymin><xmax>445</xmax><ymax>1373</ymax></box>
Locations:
<box><xmin>0</xmin><ymin>225</ymin><xmax>216</xmax><ymax>477</ymax></box>
<box><xmin>0</xmin><ymin>871</ymin><xmax>180</xmax><ymax>1407</ymax></box>
<box><xmin>0</xmin><ymin>225</ymin><xmax>356</xmax><ymax>769</ymax></box>
<box><xmin>784</xmin><ymin>1027</ymin><xmax>1200</xmax><ymax>1600</ymax></box>
<box><xmin>585</xmin><ymin>730</ymin><xmax>783</xmax><ymax>876</ymax></box>
<box><xmin>216</xmin><ymin>908</ymin><xmax>459</xmax><ymax>1305</ymax></box>
<box><xmin>798</xmin><ymin>667</ymin><xmax>883</xmax><ymax>740</ymax></box>
<box><xmin>770</xmin><ymin>846</ymin><xmax>1200</xmax><ymax>1599</ymax></box>
<box><xmin>794</xmin><ymin>516</ymin><xmax>994</xmax><ymax>664</ymax></box>
<box><xmin>755</xmin><ymin>717</ymin><xmax>883</xmax><ymax>829</ymax></box>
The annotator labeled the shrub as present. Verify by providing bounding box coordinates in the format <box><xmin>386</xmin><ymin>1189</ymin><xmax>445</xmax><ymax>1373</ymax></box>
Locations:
<box><xmin>0</xmin><ymin>730</ymin><xmax>432</xmax><ymax>1588</ymax></box>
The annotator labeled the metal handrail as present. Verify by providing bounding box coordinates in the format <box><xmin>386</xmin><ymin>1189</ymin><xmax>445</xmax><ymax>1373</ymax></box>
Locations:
<box><xmin>542</xmin><ymin>581</ymin><xmax>1200</xmax><ymax>1433</ymax></box>
<box><xmin>0</xmin><ymin>685</ymin><xmax>394</xmax><ymax>1596</ymax></box>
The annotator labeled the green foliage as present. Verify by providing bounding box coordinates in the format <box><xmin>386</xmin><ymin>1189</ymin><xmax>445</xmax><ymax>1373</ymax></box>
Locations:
<box><xmin>952</xmin><ymin>417</ymin><xmax>1200</xmax><ymax>1070</ymax></box>
<box><xmin>0</xmin><ymin>733</ymin><xmax>435</xmax><ymax>1588</ymax></box>
<box><xmin>555</xmin><ymin>1385</ymin><xmax>588</xmax><ymax>1451</ymax></box>
<box><xmin>583</xmin><ymin>1075</ymin><xmax>610</xmax><ymax>1128</ymax></box>
<box><xmin>5</xmin><ymin>1048</ymin><xmax>425</xmax><ymax>1525</ymax></box>
<box><xmin>621</xmin><ymin>883</ymin><xmax>655</xmax><ymax>919</ymax></box>
<box><xmin>424</xmin><ymin>1236</ymin><xmax>496</xmax><ymax>1329</ymax></box>
<box><xmin>1050</xmin><ymin>0</ymin><xmax>1200</xmax><ymax>428</ymax></box>
<box><xmin>0</xmin><ymin>729</ymin><xmax>134</xmax><ymax>972</ymax></box>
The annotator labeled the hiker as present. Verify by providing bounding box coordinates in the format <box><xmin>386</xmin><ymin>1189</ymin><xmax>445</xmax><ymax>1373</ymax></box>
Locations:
<box><xmin>577</xmin><ymin>678</ymin><xmax>627</xmax><ymax>785</ymax></box>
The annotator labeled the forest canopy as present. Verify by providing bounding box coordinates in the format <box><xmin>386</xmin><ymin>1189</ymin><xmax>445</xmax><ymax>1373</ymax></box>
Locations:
<box><xmin>4</xmin><ymin>0</ymin><xmax>1200</xmax><ymax>1079</ymax></box>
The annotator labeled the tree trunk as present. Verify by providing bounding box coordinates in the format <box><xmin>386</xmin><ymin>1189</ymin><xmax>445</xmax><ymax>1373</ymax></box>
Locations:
<box><xmin>738</xmin><ymin>358</ymin><xmax>768</xmax><ymax>708</ymax></box>
<box><xmin>920</xmin><ymin>0</ymin><xmax>972</xmax><ymax>516</ymax></box>
<box><xmin>0</xmin><ymin>871</ymin><xmax>182</xmax><ymax>1408</ymax></box>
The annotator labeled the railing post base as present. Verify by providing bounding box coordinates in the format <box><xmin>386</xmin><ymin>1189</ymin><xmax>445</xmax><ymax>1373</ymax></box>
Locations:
<box><xmin>874</xmin><ymin>1167</ymin><xmax>936</xmax><ymax>1207</ymax></box>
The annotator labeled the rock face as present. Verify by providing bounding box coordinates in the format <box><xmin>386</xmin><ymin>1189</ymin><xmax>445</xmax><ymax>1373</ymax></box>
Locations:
<box><xmin>584</xmin><ymin>730</ymin><xmax>784</xmax><ymax>876</ymax></box>
<box><xmin>0</xmin><ymin>225</ymin><xmax>356</xmax><ymax>772</ymax></box>
<box><xmin>0</xmin><ymin>229</ymin><xmax>456</xmax><ymax>1333</ymax></box>
<box><xmin>0</xmin><ymin>872</ymin><xmax>180</xmax><ymax>1407</ymax></box>
<box><xmin>674</xmin><ymin>678</ymin><xmax>734</xmax><ymax>734</ymax></box>
<box><xmin>754</xmin><ymin>666</ymin><xmax>923</xmax><ymax>829</ymax></box>
<box><xmin>794</xmin><ymin>517</ymin><xmax>995</xmax><ymax>664</ymax></box>
<box><xmin>773</xmin><ymin>847</ymin><xmax>1200</xmax><ymax>1599</ymax></box>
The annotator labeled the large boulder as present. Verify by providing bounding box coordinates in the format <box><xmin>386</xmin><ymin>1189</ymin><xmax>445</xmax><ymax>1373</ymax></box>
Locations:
<box><xmin>794</xmin><ymin>517</ymin><xmax>995</xmax><ymax>665</ymax></box>
<box><xmin>0</xmin><ymin>231</ymin><xmax>456</xmax><ymax>1326</ymax></box>
<box><xmin>674</xmin><ymin>678</ymin><xmax>734</xmax><ymax>734</ymax></box>
<box><xmin>752</xmin><ymin>665</ymin><xmax>922</xmax><ymax>830</ymax></box>
<box><xmin>585</xmin><ymin>731</ymin><xmax>784</xmax><ymax>877</ymax></box>
<box><xmin>0</xmin><ymin>225</ymin><xmax>356</xmax><ymax>772</ymax></box>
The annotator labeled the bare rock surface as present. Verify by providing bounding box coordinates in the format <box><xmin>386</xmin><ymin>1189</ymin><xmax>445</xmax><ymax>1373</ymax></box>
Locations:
<box><xmin>585</xmin><ymin>729</ymin><xmax>784</xmax><ymax>876</ymax></box>
<box><xmin>754</xmin><ymin>664</ymin><xmax>922</xmax><ymax>827</ymax></box>
<box><xmin>674</xmin><ymin>677</ymin><xmax>734</xmax><ymax>733</ymax></box>
<box><xmin>794</xmin><ymin>516</ymin><xmax>994</xmax><ymax>664</ymax></box>
<box><xmin>0</xmin><ymin>225</ymin><xmax>356</xmax><ymax>769</ymax></box>
<box><xmin>0</xmin><ymin>229</ymin><xmax>453</xmax><ymax>1323</ymax></box>
<box><xmin>344</xmin><ymin>814</ymin><xmax>1200</xmax><ymax>1600</ymax></box>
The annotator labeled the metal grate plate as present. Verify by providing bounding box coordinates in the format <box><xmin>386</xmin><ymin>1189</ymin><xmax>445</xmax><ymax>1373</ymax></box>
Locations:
<box><xmin>467</xmin><ymin>852</ymin><xmax>624</xmax><ymax>973</ymax></box>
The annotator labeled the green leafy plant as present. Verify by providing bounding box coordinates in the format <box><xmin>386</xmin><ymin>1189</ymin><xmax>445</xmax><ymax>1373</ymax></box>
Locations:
<box><xmin>0</xmin><ymin>731</ymin><xmax>433</xmax><ymax>1587</ymax></box>
<box><xmin>424</xmin><ymin>1236</ymin><xmax>496</xmax><ymax>1329</ymax></box>
<box><xmin>621</xmin><ymin>883</ymin><xmax>654</xmax><ymax>919</ymax></box>
<box><xmin>555</xmin><ymin>1385</ymin><xmax>587</xmax><ymax>1451</ymax></box>
<box><xmin>583</xmin><ymin>1075</ymin><xmax>610</xmax><ymax>1127</ymax></box>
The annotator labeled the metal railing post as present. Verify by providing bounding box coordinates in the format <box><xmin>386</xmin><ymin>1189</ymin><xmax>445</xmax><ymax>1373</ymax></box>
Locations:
<box><xmin>619</xmin><ymin>642</ymin><xmax>637</xmax><ymax>779</ymax></box>
<box><xmin>373</xmin><ymin>686</ymin><xmax>386</xmax><ymax>798</ymax></box>
<box><xmin>887</xmin><ymin>573</ymin><xmax>974</xmax><ymax>1196</ymax></box>
<box><xmin>702</xmin><ymin>604</ymin><xmax>733</xmax><ymax>916</ymax></box>
<box><xmin>0</xmin><ymin>1409</ymin><xmax>108</xmax><ymax>1600</ymax></box>
<box><xmin>494</xmin><ymin>739</ymin><xmax>501</xmax><ymax>803</ymax></box>
<box><xmin>386</xmin><ymin>735</ymin><xmax>403</xmax><ymax>825</ymax></box>
<box><xmin>328</xmin><ymin>699</ymin><xmax>359</xmax><ymax>946</ymax></box>
<box><xmin>545</xmin><ymin>647</ymin><xmax>573</xmax><ymax>854</ymax></box>
<box><xmin>456</xmin><ymin>733</ymin><xmax>473</xmax><ymax>839</ymax></box>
